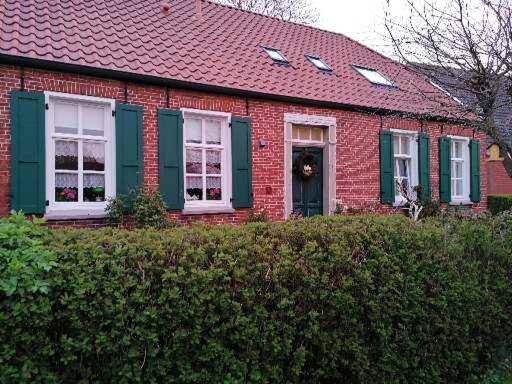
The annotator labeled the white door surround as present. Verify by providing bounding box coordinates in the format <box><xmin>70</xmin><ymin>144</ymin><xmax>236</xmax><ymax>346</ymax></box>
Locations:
<box><xmin>284</xmin><ymin>113</ymin><xmax>337</xmax><ymax>219</ymax></box>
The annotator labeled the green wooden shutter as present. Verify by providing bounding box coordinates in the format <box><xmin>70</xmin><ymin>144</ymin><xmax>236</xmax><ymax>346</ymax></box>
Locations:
<box><xmin>470</xmin><ymin>139</ymin><xmax>481</xmax><ymax>203</ymax></box>
<box><xmin>380</xmin><ymin>131</ymin><xmax>394</xmax><ymax>204</ymax></box>
<box><xmin>231</xmin><ymin>116</ymin><xmax>253</xmax><ymax>208</ymax></box>
<box><xmin>158</xmin><ymin>109</ymin><xmax>184</xmax><ymax>210</ymax></box>
<box><xmin>418</xmin><ymin>134</ymin><xmax>431</xmax><ymax>201</ymax></box>
<box><xmin>11</xmin><ymin>91</ymin><xmax>46</xmax><ymax>214</ymax></box>
<box><xmin>116</xmin><ymin>103</ymin><xmax>143</xmax><ymax>208</ymax></box>
<box><xmin>439</xmin><ymin>137</ymin><xmax>451</xmax><ymax>203</ymax></box>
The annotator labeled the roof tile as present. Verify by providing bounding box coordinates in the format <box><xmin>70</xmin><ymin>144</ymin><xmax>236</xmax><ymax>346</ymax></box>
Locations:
<box><xmin>0</xmin><ymin>0</ymin><xmax>470</xmax><ymax>118</ymax></box>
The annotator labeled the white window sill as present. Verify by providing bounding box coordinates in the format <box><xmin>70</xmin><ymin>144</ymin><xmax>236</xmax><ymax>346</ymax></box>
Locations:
<box><xmin>182</xmin><ymin>206</ymin><xmax>235</xmax><ymax>215</ymax></box>
<box><xmin>449</xmin><ymin>200</ymin><xmax>473</xmax><ymax>206</ymax></box>
<box><xmin>44</xmin><ymin>209</ymin><xmax>107</xmax><ymax>221</ymax></box>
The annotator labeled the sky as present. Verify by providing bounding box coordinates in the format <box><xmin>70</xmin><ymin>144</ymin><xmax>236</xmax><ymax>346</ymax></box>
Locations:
<box><xmin>314</xmin><ymin>0</ymin><xmax>395</xmax><ymax>56</ymax></box>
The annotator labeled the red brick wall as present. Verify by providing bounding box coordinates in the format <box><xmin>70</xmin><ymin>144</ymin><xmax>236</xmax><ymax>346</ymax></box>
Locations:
<box><xmin>0</xmin><ymin>65</ymin><xmax>488</xmax><ymax>226</ymax></box>
<box><xmin>488</xmin><ymin>161</ymin><xmax>512</xmax><ymax>195</ymax></box>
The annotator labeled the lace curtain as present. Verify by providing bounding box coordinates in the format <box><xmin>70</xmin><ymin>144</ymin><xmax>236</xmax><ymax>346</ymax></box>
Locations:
<box><xmin>55</xmin><ymin>140</ymin><xmax>77</xmax><ymax>156</ymax></box>
<box><xmin>55</xmin><ymin>173</ymin><xmax>104</xmax><ymax>188</ymax></box>
<box><xmin>186</xmin><ymin>177</ymin><xmax>221</xmax><ymax>189</ymax></box>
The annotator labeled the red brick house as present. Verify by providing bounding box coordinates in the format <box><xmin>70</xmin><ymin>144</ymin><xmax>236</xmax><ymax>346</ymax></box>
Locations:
<box><xmin>0</xmin><ymin>0</ymin><xmax>487</xmax><ymax>226</ymax></box>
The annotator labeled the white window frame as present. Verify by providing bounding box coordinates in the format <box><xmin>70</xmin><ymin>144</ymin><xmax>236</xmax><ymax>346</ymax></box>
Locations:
<box><xmin>448</xmin><ymin>136</ymin><xmax>471</xmax><ymax>204</ymax></box>
<box><xmin>262</xmin><ymin>46</ymin><xmax>288</xmax><ymax>63</ymax></box>
<box><xmin>353</xmin><ymin>65</ymin><xmax>394</xmax><ymax>87</ymax></box>
<box><xmin>181</xmin><ymin>108</ymin><xmax>233</xmax><ymax>214</ymax></box>
<box><xmin>392</xmin><ymin>129</ymin><xmax>419</xmax><ymax>205</ymax></box>
<box><xmin>306</xmin><ymin>55</ymin><xmax>332</xmax><ymax>71</ymax></box>
<box><xmin>44</xmin><ymin>92</ymin><xmax>116</xmax><ymax>219</ymax></box>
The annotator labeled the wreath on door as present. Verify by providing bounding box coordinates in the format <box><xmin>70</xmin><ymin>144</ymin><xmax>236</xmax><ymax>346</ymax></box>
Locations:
<box><xmin>294</xmin><ymin>151</ymin><xmax>319</xmax><ymax>180</ymax></box>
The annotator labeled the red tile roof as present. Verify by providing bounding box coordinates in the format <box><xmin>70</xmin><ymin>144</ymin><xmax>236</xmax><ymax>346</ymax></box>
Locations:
<box><xmin>0</xmin><ymin>0</ymin><xmax>471</xmax><ymax>119</ymax></box>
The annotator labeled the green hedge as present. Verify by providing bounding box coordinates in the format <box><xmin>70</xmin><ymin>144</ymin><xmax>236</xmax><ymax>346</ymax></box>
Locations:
<box><xmin>1</xmin><ymin>214</ymin><xmax>512</xmax><ymax>383</ymax></box>
<box><xmin>489</xmin><ymin>195</ymin><xmax>512</xmax><ymax>215</ymax></box>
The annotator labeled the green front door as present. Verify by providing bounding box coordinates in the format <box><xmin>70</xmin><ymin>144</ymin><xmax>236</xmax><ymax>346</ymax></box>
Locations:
<box><xmin>292</xmin><ymin>147</ymin><xmax>323</xmax><ymax>217</ymax></box>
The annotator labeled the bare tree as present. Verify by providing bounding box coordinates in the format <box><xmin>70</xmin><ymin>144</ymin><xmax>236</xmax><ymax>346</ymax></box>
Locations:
<box><xmin>384</xmin><ymin>0</ymin><xmax>512</xmax><ymax>155</ymax></box>
<box><xmin>213</xmin><ymin>0</ymin><xmax>319</xmax><ymax>25</ymax></box>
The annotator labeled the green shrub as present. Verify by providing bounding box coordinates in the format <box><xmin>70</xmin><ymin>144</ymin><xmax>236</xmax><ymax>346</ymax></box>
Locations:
<box><xmin>0</xmin><ymin>212</ymin><xmax>57</xmax><ymax>382</ymax></box>
<box><xmin>489</xmin><ymin>195</ymin><xmax>512</xmax><ymax>215</ymax></box>
<box><xmin>105</xmin><ymin>195</ymin><xmax>126</xmax><ymax>226</ymax></box>
<box><xmin>132</xmin><ymin>187</ymin><xmax>170</xmax><ymax>229</ymax></box>
<box><xmin>1</xmin><ymin>214</ymin><xmax>511</xmax><ymax>383</ymax></box>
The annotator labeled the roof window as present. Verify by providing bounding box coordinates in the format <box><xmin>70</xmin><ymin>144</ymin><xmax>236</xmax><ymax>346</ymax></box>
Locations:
<box><xmin>263</xmin><ymin>47</ymin><xmax>288</xmax><ymax>64</ymax></box>
<box><xmin>306</xmin><ymin>55</ymin><xmax>332</xmax><ymax>71</ymax></box>
<box><xmin>354</xmin><ymin>65</ymin><xmax>394</xmax><ymax>86</ymax></box>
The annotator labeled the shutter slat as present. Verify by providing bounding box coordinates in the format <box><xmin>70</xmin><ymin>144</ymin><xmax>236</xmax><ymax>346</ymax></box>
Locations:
<box><xmin>11</xmin><ymin>91</ymin><xmax>46</xmax><ymax>214</ymax></box>
<box><xmin>231</xmin><ymin>116</ymin><xmax>253</xmax><ymax>208</ymax></box>
<box><xmin>418</xmin><ymin>134</ymin><xmax>431</xmax><ymax>200</ymax></box>
<box><xmin>116</xmin><ymin>103</ymin><xmax>143</xmax><ymax>209</ymax></box>
<box><xmin>158</xmin><ymin>109</ymin><xmax>184</xmax><ymax>210</ymax></box>
<box><xmin>439</xmin><ymin>137</ymin><xmax>451</xmax><ymax>203</ymax></box>
<box><xmin>380</xmin><ymin>131</ymin><xmax>394</xmax><ymax>204</ymax></box>
<box><xmin>470</xmin><ymin>139</ymin><xmax>481</xmax><ymax>203</ymax></box>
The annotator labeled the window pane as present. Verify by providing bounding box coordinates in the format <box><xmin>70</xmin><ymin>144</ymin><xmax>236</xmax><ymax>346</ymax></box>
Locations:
<box><xmin>454</xmin><ymin>142</ymin><xmax>462</xmax><ymax>158</ymax></box>
<box><xmin>186</xmin><ymin>176</ymin><xmax>203</xmax><ymax>201</ymax></box>
<box><xmin>83</xmin><ymin>174</ymin><xmax>105</xmax><ymax>202</ymax></box>
<box><xmin>456</xmin><ymin>179</ymin><xmax>463</xmax><ymax>196</ymax></box>
<box><xmin>55</xmin><ymin>173</ymin><xmax>78</xmax><ymax>202</ymax></box>
<box><xmin>186</xmin><ymin>149</ymin><xmax>202</xmax><ymax>174</ymax></box>
<box><xmin>206</xmin><ymin>177</ymin><xmax>222</xmax><ymax>201</ymax></box>
<box><xmin>82</xmin><ymin>106</ymin><xmax>105</xmax><ymax>136</ymax></box>
<box><xmin>206</xmin><ymin>150</ymin><xmax>221</xmax><ymax>174</ymax></box>
<box><xmin>401</xmin><ymin>137</ymin><xmax>410</xmax><ymax>155</ymax></box>
<box><xmin>55</xmin><ymin>140</ymin><xmax>78</xmax><ymax>170</ymax></box>
<box><xmin>311</xmin><ymin>128</ymin><xmax>323</xmax><ymax>142</ymax></box>
<box><xmin>83</xmin><ymin>142</ymin><xmax>105</xmax><ymax>171</ymax></box>
<box><xmin>54</xmin><ymin>102</ymin><xmax>78</xmax><ymax>134</ymax></box>
<box><xmin>454</xmin><ymin>161</ymin><xmax>463</xmax><ymax>178</ymax></box>
<box><xmin>398</xmin><ymin>159</ymin><xmax>409</xmax><ymax>177</ymax></box>
<box><xmin>393</xmin><ymin>136</ymin><xmax>399</xmax><ymax>154</ymax></box>
<box><xmin>186</xmin><ymin>118</ymin><xmax>202</xmax><ymax>144</ymax></box>
<box><xmin>206</xmin><ymin>120</ymin><xmax>221</xmax><ymax>145</ymax></box>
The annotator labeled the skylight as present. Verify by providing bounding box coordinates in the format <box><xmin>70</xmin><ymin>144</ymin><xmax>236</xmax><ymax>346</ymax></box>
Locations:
<box><xmin>263</xmin><ymin>47</ymin><xmax>288</xmax><ymax>63</ymax></box>
<box><xmin>354</xmin><ymin>66</ymin><xmax>394</xmax><ymax>86</ymax></box>
<box><xmin>306</xmin><ymin>55</ymin><xmax>332</xmax><ymax>71</ymax></box>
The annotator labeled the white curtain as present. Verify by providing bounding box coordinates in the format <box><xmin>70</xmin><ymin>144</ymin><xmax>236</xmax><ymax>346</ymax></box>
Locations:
<box><xmin>55</xmin><ymin>173</ymin><xmax>78</xmax><ymax>188</ymax></box>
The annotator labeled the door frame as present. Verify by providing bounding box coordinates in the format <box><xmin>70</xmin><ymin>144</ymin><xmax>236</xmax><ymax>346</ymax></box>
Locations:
<box><xmin>284</xmin><ymin>113</ymin><xmax>337</xmax><ymax>219</ymax></box>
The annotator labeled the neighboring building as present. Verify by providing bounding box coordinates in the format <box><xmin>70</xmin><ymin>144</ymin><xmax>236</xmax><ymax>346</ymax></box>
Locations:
<box><xmin>0</xmin><ymin>0</ymin><xmax>487</xmax><ymax>226</ymax></box>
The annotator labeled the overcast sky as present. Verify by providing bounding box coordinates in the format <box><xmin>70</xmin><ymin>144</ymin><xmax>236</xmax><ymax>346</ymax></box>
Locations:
<box><xmin>313</xmin><ymin>0</ymin><xmax>411</xmax><ymax>58</ymax></box>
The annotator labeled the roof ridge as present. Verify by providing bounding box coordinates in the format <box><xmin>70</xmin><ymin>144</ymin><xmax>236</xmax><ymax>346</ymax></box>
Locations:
<box><xmin>202</xmin><ymin>0</ymin><xmax>396</xmax><ymax>63</ymax></box>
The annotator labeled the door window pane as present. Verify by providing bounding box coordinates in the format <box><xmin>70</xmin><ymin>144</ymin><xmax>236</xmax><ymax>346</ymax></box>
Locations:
<box><xmin>186</xmin><ymin>176</ymin><xmax>203</xmax><ymax>201</ymax></box>
<box><xmin>292</xmin><ymin>126</ymin><xmax>300</xmax><ymax>140</ymax></box>
<box><xmin>54</xmin><ymin>102</ymin><xmax>79</xmax><ymax>134</ymax></box>
<box><xmin>310</xmin><ymin>128</ymin><xmax>323</xmax><ymax>142</ymax></box>
<box><xmin>55</xmin><ymin>173</ymin><xmax>78</xmax><ymax>202</ymax></box>
<box><xmin>82</xmin><ymin>106</ymin><xmax>105</xmax><ymax>136</ymax></box>
<box><xmin>83</xmin><ymin>142</ymin><xmax>105</xmax><ymax>171</ymax></box>
<box><xmin>83</xmin><ymin>174</ymin><xmax>105</xmax><ymax>202</ymax></box>
<box><xmin>298</xmin><ymin>126</ymin><xmax>310</xmax><ymax>140</ymax></box>
<box><xmin>454</xmin><ymin>162</ymin><xmax>463</xmax><ymax>178</ymax></box>
<box><xmin>55</xmin><ymin>140</ymin><xmax>78</xmax><ymax>170</ymax></box>
<box><xmin>186</xmin><ymin>149</ymin><xmax>202</xmax><ymax>174</ymax></box>
<box><xmin>205</xmin><ymin>120</ymin><xmax>221</xmax><ymax>144</ymax></box>
<box><xmin>186</xmin><ymin>119</ymin><xmax>202</xmax><ymax>143</ymax></box>
<box><xmin>206</xmin><ymin>177</ymin><xmax>222</xmax><ymax>200</ymax></box>
<box><xmin>454</xmin><ymin>142</ymin><xmax>462</xmax><ymax>158</ymax></box>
